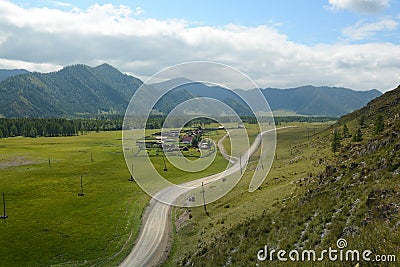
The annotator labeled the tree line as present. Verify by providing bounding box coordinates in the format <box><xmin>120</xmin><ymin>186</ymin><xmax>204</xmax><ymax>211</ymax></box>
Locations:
<box><xmin>0</xmin><ymin>118</ymin><xmax>123</xmax><ymax>138</ymax></box>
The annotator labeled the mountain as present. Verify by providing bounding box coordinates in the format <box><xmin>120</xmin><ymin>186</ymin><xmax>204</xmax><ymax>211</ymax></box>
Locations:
<box><xmin>152</xmin><ymin>79</ymin><xmax>381</xmax><ymax>117</ymax></box>
<box><xmin>0</xmin><ymin>64</ymin><xmax>143</xmax><ymax>117</ymax></box>
<box><xmin>152</xmin><ymin>81</ymin><xmax>253</xmax><ymax>116</ymax></box>
<box><xmin>0</xmin><ymin>64</ymin><xmax>383</xmax><ymax>118</ymax></box>
<box><xmin>238</xmin><ymin>85</ymin><xmax>382</xmax><ymax>116</ymax></box>
<box><xmin>0</xmin><ymin>69</ymin><xmax>29</xmax><ymax>81</ymax></box>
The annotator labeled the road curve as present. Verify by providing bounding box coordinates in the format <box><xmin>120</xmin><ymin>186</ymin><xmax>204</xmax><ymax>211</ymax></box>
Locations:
<box><xmin>119</xmin><ymin>127</ymin><xmax>294</xmax><ymax>267</ymax></box>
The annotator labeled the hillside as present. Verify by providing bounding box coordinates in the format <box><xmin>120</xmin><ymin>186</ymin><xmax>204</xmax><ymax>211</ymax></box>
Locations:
<box><xmin>167</xmin><ymin>85</ymin><xmax>400</xmax><ymax>266</ymax></box>
<box><xmin>0</xmin><ymin>64</ymin><xmax>142</xmax><ymax>117</ymax></box>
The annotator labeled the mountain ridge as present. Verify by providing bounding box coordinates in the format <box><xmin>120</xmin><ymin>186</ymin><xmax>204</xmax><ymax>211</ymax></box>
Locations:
<box><xmin>0</xmin><ymin>69</ymin><xmax>30</xmax><ymax>81</ymax></box>
<box><xmin>0</xmin><ymin>63</ymin><xmax>383</xmax><ymax>118</ymax></box>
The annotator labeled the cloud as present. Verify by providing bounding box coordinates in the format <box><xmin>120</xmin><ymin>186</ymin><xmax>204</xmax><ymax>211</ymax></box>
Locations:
<box><xmin>342</xmin><ymin>18</ymin><xmax>398</xmax><ymax>40</ymax></box>
<box><xmin>0</xmin><ymin>1</ymin><xmax>399</xmax><ymax>91</ymax></box>
<box><xmin>327</xmin><ymin>0</ymin><xmax>390</xmax><ymax>14</ymax></box>
<box><xmin>51</xmin><ymin>1</ymin><xmax>73</xmax><ymax>8</ymax></box>
<box><xmin>134</xmin><ymin>7</ymin><xmax>144</xmax><ymax>16</ymax></box>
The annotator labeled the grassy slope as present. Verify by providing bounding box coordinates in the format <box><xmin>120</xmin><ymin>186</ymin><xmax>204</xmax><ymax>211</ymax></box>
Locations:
<box><xmin>0</xmin><ymin>132</ymin><xmax>150</xmax><ymax>266</ymax></box>
<box><xmin>165</xmin><ymin>88</ymin><xmax>400</xmax><ymax>266</ymax></box>
<box><xmin>164</xmin><ymin>122</ymin><xmax>332</xmax><ymax>266</ymax></box>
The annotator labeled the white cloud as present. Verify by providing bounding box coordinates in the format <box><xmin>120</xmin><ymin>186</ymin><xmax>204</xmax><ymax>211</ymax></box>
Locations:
<box><xmin>51</xmin><ymin>1</ymin><xmax>73</xmax><ymax>8</ymax></box>
<box><xmin>342</xmin><ymin>18</ymin><xmax>398</xmax><ymax>40</ymax></box>
<box><xmin>0</xmin><ymin>1</ymin><xmax>399</xmax><ymax>91</ymax></box>
<box><xmin>327</xmin><ymin>0</ymin><xmax>390</xmax><ymax>14</ymax></box>
<box><xmin>134</xmin><ymin>6</ymin><xmax>144</xmax><ymax>16</ymax></box>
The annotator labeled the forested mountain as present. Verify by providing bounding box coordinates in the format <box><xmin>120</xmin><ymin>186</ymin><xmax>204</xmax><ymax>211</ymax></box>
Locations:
<box><xmin>0</xmin><ymin>64</ymin><xmax>142</xmax><ymax>117</ymax></box>
<box><xmin>234</xmin><ymin>85</ymin><xmax>381</xmax><ymax>116</ymax></box>
<box><xmin>0</xmin><ymin>69</ymin><xmax>29</xmax><ymax>81</ymax></box>
<box><xmin>260</xmin><ymin>86</ymin><xmax>381</xmax><ymax>116</ymax></box>
<box><xmin>0</xmin><ymin>63</ymin><xmax>382</xmax><ymax>118</ymax></box>
<box><xmin>152</xmin><ymin>79</ymin><xmax>381</xmax><ymax>116</ymax></box>
<box><xmin>153</xmin><ymin>81</ymin><xmax>253</xmax><ymax>116</ymax></box>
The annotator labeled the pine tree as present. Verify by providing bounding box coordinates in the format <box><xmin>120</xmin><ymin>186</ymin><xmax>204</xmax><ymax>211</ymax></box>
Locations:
<box><xmin>29</xmin><ymin>126</ymin><xmax>37</xmax><ymax>138</ymax></box>
<box><xmin>352</xmin><ymin>128</ymin><xmax>363</xmax><ymax>142</ymax></box>
<box><xmin>342</xmin><ymin>124</ymin><xmax>349</xmax><ymax>138</ymax></box>
<box><xmin>9</xmin><ymin>124</ymin><xmax>18</xmax><ymax>137</ymax></box>
<box><xmin>359</xmin><ymin>115</ymin><xmax>365</xmax><ymax>127</ymax></box>
<box><xmin>331</xmin><ymin>130</ymin><xmax>341</xmax><ymax>152</ymax></box>
<box><xmin>375</xmin><ymin>115</ymin><xmax>384</xmax><ymax>134</ymax></box>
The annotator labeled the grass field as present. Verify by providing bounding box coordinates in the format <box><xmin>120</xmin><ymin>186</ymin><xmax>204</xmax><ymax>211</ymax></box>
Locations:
<box><xmin>0</xmin><ymin>126</ymin><xmax>232</xmax><ymax>266</ymax></box>
<box><xmin>0</xmin><ymin>132</ymin><xmax>150</xmax><ymax>266</ymax></box>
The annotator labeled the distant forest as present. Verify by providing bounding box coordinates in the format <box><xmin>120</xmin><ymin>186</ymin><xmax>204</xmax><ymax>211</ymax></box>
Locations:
<box><xmin>0</xmin><ymin>117</ymin><xmax>123</xmax><ymax>138</ymax></box>
<box><xmin>0</xmin><ymin>116</ymin><xmax>337</xmax><ymax>138</ymax></box>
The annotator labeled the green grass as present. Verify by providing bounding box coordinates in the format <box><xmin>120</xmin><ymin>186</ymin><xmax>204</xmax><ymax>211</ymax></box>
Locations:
<box><xmin>165</xmin><ymin>118</ymin><xmax>400</xmax><ymax>266</ymax></box>
<box><xmin>0</xmin><ymin>132</ymin><xmax>149</xmax><ymax>267</ymax></box>
<box><xmin>0</xmin><ymin>127</ymin><xmax>232</xmax><ymax>266</ymax></box>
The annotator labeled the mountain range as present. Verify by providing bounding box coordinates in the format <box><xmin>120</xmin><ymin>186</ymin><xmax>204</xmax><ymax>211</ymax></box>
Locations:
<box><xmin>0</xmin><ymin>63</ymin><xmax>382</xmax><ymax>118</ymax></box>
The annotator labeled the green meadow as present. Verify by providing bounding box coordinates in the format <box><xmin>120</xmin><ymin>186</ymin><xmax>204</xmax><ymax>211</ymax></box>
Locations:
<box><xmin>0</xmin><ymin>126</ymin><xmax>231</xmax><ymax>266</ymax></box>
<box><xmin>0</xmin><ymin>132</ymin><xmax>150</xmax><ymax>266</ymax></box>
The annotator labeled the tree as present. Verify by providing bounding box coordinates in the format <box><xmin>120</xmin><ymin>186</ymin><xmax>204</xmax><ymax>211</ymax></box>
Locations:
<box><xmin>9</xmin><ymin>124</ymin><xmax>18</xmax><ymax>137</ymax></box>
<box><xmin>342</xmin><ymin>124</ymin><xmax>349</xmax><ymax>138</ymax></box>
<box><xmin>191</xmin><ymin>136</ymin><xmax>199</xmax><ymax>148</ymax></box>
<box><xmin>331</xmin><ymin>130</ymin><xmax>341</xmax><ymax>152</ymax></box>
<box><xmin>359</xmin><ymin>115</ymin><xmax>365</xmax><ymax>127</ymax></box>
<box><xmin>29</xmin><ymin>126</ymin><xmax>38</xmax><ymax>138</ymax></box>
<box><xmin>352</xmin><ymin>128</ymin><xmax>363</xmax><ymax>142</ymax></box>
<box><xmin>375</xmin><ymin>115</ymin><xmax>384</xmax><ymax>134</ymax></box>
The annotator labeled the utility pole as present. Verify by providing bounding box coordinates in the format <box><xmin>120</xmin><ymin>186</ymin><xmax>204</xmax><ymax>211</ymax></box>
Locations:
<box><xmin>1</xmin><ymin>193</ymin><xmax>8</xmax><ymax>219</ymax></box>
<box><xmin>239</xmin><ymin>155</ymin><xmax>242</xmax><ymax>174</ymax></box>
<box><xmin>78</xmin><ymin>175</ymin><xmax>84</xmax><ymax>196</ymax></box>
<box><xmin>163</xmin><ymin>155</ymin><xmax>168</xmax><ymax>171</ymax></box>
<box><xmin>129</xmin><ymin>163</ymin><xmax>134</xmax><ymax>181</ymax></box>
<box><xmin>201</xmin><ymin>182</ymin><xmax>209</xmax><ymax>216</ymax></box>
<box><xmin>48</xmin><ymin>156</ymin><xmax>51</xmax><ymax>167</ymax></box>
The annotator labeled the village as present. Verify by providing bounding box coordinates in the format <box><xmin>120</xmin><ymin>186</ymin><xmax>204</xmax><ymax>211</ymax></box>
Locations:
<box><xmin>134</xmin><ymin>122</ymin><xmax>246</xmax><ymax>156</ymax></box>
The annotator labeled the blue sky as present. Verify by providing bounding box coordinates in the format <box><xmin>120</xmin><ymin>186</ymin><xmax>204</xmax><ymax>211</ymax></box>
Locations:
<box><xmin>1</xmin><ymin>0</ymin><xmax>399</xmax><ymax>91</ymax></box>
<box><xmin>12</xmin><ymin>0</ymin><xmax>400</xmax><ymax>44</ymax></box>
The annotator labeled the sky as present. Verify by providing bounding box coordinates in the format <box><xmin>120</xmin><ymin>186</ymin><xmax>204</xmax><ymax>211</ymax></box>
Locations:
<box><xmin>0</xmin><ymin>0</ymin><xmax>399</xmax><ymax>91</ymax></box>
